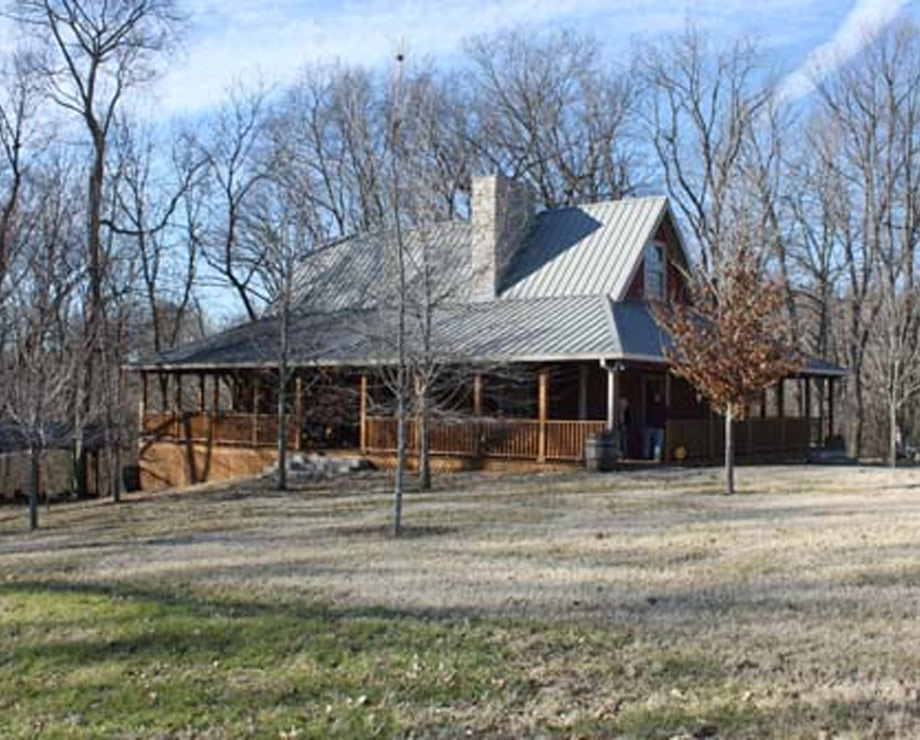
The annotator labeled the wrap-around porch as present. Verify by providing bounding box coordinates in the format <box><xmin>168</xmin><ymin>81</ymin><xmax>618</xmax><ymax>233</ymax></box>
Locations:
<box><xmin>138</xmin><ymin>360</ymin><xmax>838</xmax><ymax>478</ymax></box>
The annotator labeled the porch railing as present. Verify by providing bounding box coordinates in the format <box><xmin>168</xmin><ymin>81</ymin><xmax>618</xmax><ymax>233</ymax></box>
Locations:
<box><xmin>666</xmin><ymin>417</ymin><xmax>813</xmax><ymax>461</ymax></box>
<box><xmin>142</xmin><ymin>411</ymin><xmax>816</xmax><ymax>463</ymax></box>
<box><xmin>141</xmin><ymin>411</ymin><xmax>299</xmax><ymax>448</ymax></box>
<box><xmin>365</xmin><ymin>417</ymin><xmax>607</xmax><ymax>461</ymax></box>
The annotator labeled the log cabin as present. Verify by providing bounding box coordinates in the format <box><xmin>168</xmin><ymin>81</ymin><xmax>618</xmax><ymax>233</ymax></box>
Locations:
<box><xmin>132</xmin><ymin>175</ymin><xmax>846</xmax><ymax>490</ymax></box>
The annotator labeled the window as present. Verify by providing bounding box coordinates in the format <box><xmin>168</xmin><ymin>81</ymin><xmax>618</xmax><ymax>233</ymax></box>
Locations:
<box><xmin>644</xmin><ymin>243</ymin><xmax>666</xmax><ymax>300</ymax></box>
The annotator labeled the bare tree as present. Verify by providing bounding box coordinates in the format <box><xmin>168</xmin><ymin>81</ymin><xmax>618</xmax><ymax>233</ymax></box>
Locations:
<box><xmin>199</xmin><ymin>84</ymin><xmax>272</xmax><ymax>321</ymax></box>
<box><xmin>3</xmin><ymin>155</ymin><xmax>83</xmax><ymax>528</ymax></box>
<box><xmin>641</xmin><ymin>27</ymin><xmax>775</xmax><ymax>275</ymax></box>
<box><xmin>810</xmin><ymin>23</ymin><xmax>920</xmax><ymax>459</ymax></box>
<box><xmin>466</xmin><ymin>29</ymin><xmax>638</xmax><ymax>208</ymax></box>
<box><xmin>11</xmin><ymin>0</ymin><xmax>181</xmax><ymax>498</ymax></box>
<box><xmin>110</xmin><ymin>120</ymin><xmax>206</xmax><ymax>406</ymax></box>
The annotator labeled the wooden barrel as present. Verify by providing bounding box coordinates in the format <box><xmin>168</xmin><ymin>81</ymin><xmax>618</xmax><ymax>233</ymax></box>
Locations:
<box><xmin>585</xmin><ymin>432</ymin><xmax>616</xmax><ymax>472</ymax></box>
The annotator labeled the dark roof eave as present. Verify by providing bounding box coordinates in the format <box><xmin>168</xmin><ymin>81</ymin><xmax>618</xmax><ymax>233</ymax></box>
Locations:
<box><xmin>126</xmin><ymin>351</ymin><xmax>673</xmax><ymax>373</ymax></box>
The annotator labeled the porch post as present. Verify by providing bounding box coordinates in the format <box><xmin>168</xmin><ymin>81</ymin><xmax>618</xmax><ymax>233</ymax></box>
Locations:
<box><xmin>198</xmin><ymin>373</ymin><xmax>206</xmax><ymax>412</ymax></box>
<box><xmin>359</xmin><ymin>373</ymin><xmax>368</xmax><ymax>454</ymax></box>
<box><xmin>817</xmin><ymin>378</ymin><xmax>826</xmax><ymax>444</ymax></box>
<box><xmin>252</xmin><ymin>374</ymin><xmax>260</xmax><ymax>446</ymax></box>
<box><xmin>537</xmin><ymin>369</ymin><xmax>548</xmax><ymax>463</ymax></box>
<box><xmin>778</xmin><ymin>379</ymin><xmax>786</xmax><ymax>453</ymax></box>
<box><xmin>212</xmin><ymin>374</ymin><xmax>220</xmax><ymax>413</ymax></box>
<box><xmin>173</xmin><ymin>373</ymin><xmax>182</xmax><ymax>438</ymax></box>
<box><xmin>828</xmin><ymin>377</ymin><xmax>835</xmax><ymax>440</ymax></box>
<box><xmin>139</xmin><ymin>371</ymin><xmax>147</xmax><ymax>435</ymax></box>
<box><xmin>606</xmin><ymin>366</ymin><xmax>616</xmax><ymax>433</ymax></box>
<box><xmin>804</xmin><ymin>377</ymin><xmax>812</xmax><ymax>444</ymax></box>
<box><xmin>210</xmin><ymin>374</ymin><xmax>219</xmax><ymax>443</ymax></box>
<box><xmin>602</xmin><ymin>360</ymin><xmax>621</xmax><ymax>459</ymax></box>
<box><xmin>578</xmin><ymin>365</ymin><xmax>588</xmax><ymax>421</ymax></box>
<box><xmin>664</xmin><ymin>372</ymin><xmax>672</xmax><ymax>461</ymax></box>
<box><xmin>294</xmin><ymin>374</ymin><xmax>304</xmax><ymax>452</ymax></box>
<box><xmin>473</xmin><ymin>373</ymin><xmax>483</xmax><ymax>416</ymax></box>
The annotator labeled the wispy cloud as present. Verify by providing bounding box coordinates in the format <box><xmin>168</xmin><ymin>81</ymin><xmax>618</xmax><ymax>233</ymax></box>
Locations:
<box><xmin>779</xmin><ymin>0</ymin><xmax>911</xmax><ymax>100</ymax></box>
<box><xmin>151</xmin><ymin>0</ymin><xmax>821</xmax><ymax>118</ymax></box>
<box><xmin>1</xmin><ymin>0</ymin><xmax>908</xmax><ymax>119</ymax></box>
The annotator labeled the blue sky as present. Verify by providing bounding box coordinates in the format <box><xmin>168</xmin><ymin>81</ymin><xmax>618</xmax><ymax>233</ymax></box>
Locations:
<box><xmin>143</xmin><ymin>0</ymin><xmax>917</xmax><ymax>117</ymax></box>
<box><xmin>0</xmin><ymin>0</ymin><xmax>913</xmax><ymax>118</ymax></box>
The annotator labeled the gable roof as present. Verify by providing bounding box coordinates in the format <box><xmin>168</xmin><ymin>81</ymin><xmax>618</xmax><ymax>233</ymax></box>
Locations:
<box><xmin>284</xmin><ymin>195</ymin><xmax>682</xmax><ymax>314</ymax></box>
<box><xmin>501</xmin><ymin>196</ymin><xmax>671</xmax><ymax>301</ymax></box>
<box><xmin>135</xmin><ymin>193</ymin><xmax>843</xmax><ymax>377</ymax></box>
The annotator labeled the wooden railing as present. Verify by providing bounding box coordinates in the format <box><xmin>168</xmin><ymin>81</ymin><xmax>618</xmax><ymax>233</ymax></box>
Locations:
<box><xmin>666</xmin><ymin>417</ymin><xmax>813</xmax><ymax>462</ymax></box>
<box><xmin>547</xmin><ymin>420</ymin><xmax>607</xmax><ymax>460</ymax></box>
<box><xmin>142</xmin><ymin>412</ymin><xmax>299</xmax><ymax>449</ymax></box>
<box><xmin>365</xmin><ymin>417</ymin><xmax>607</xmax><ymax>461</ymax></box>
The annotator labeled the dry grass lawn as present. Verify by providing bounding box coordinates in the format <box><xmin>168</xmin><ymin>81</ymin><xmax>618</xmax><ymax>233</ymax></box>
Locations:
<box><xmin>2</xmin><ymin>464</ymin><xmax>920</xmax><ymax>737</ymax></box>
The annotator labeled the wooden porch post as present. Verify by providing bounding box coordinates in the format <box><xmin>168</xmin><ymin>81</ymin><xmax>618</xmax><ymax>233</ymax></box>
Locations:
<box><xmin>198</xmin><ymin>373</ymin><xmax>206</xmax><ymax>412</ymax></box>
<box><xmin>578</xmin><ymin>365</ymin><xmax>588</xmax><ymax>421</ymax></box>
<box><xmin>359</xmin><ymin>373</ymin><xmax>368</xmax><ymax>454</ymax></box>
<box><xmin>252</xmin><ymin>374</ymin><xmax>260</xmax><ymax>446</ymax></box>
<box><xmin>778</xmin><ymin>379</ymin><xmax>786</xmax><ymax>453</ymax></box>
<box><xmin>210</xmin><ymin>374</ymin><xmax>219</xmax><ymax>443</ymax></box>
<box><xmin>828</xmin><ymin>377</ymin><xmax>835</xmax><ymax>440</ymax></box>
<box><xmin>804</xmin><ymin>377</ymin><xmax>812</xmax><ymax>444</ymax></box>
<box><xmin>173</xmin><ymin>373</ymin><xmax>182</xmax><ymax>438</ymax></box>
<box><xmin>664</xmin><ymin>372</ymin><xmax>672</xmax><ymax>461</ymax></box>
<box><xmin>537</xmin><ymin>369</ymin><xmax>548</xmax><ymax>463</ymax></box>
<box><xmin>139</xmin><ymin>371</ymin><xmax>147</xmax><ymax>435</ymax></box>
<box><xmin>212</xmin><ymin>374</ymin><xmax>220</xmax><ymax>413</ymax></box>
<box><xmin>472</xmin><ymin>373</ymin><xmax>483</xmax><ymax>416</ymax></box>
<box><xmin>294</xmin><ymin>374</ymin><xmax>304</xmax><ymax>452</ymax></box>
<box><xmin>817</xmin><ymin>378</ymin><xmax>826</xmax><ymax>444</ymax></box>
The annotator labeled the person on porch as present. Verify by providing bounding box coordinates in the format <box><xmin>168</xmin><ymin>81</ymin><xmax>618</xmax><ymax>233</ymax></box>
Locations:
<box><xmin>617</xmin><ymin>396</ymin><xmax>630</xmax><ymax>458</ymax></box>
<box><xmin>644</xmin><ymin>392</ymin><xmax>666</xmax><ymax>461</ymax></box>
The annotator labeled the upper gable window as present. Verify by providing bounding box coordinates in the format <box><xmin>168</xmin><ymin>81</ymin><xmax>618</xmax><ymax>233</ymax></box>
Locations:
<box><xmin>644</xmin><ymin>242</ymin><xmax>666</xmax><ymax>300</ymax></box>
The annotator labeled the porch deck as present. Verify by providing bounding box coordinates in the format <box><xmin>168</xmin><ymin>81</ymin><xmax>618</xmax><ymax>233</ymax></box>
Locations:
<box><xmin>139</xmin><ymin>411</ymin><xmax>821</xmax><ymax>464</ymax></box>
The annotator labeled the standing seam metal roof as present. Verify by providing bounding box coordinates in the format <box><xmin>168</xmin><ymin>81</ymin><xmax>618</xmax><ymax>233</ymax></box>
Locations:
<box><xmin>499</xmin><ymin>196</ymin><xmax>668</xmax><ymax>300</ymax></box>
<box><xmin>137</xmin><ymin>194</ymin><xmax>844</xmax><ymax>375</ymax></box>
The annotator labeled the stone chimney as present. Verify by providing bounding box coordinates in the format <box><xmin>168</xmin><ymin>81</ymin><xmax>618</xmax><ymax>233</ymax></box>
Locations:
<box><xmin>470</xmin><ymin>175</ymin><xmax>535</xmax><ymax>302</ymax></box>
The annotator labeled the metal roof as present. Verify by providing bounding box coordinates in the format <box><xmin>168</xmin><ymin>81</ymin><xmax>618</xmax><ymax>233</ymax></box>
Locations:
<box><xmin>142</xmin><ymin>295</ymin><xmax>632</xmax><ymax>369</ymax></box>
<box><xmin>137</xmin><ymin>195</ymin><xmax>845</xmax><ymax>378</ymax></box>
<box><xmin>288</xmin><ymin>220</ymin><xmax>472</xmax><ymax>312</ymax></box>
<box><xmin>500</xmin><ymin>197</ymin><xmax>669</xmax><ymax>301</ymax></box>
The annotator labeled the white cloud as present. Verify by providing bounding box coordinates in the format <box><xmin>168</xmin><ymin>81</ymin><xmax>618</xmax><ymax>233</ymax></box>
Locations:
<box><xmin>779</xmin><ymin>0</ymin><xmax>911</xmax><ymax>100</ymax></box>
<box><xmin>152</xmin><ymin>0</ymin><xmax>821</xmax><ymax>118</ymax></box>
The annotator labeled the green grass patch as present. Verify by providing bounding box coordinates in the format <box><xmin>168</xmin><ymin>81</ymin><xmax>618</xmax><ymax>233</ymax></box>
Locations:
<box><xmin>0</xmin><ymin>580</ymin><xmax>522</xmax><ymax>738</ymax></box>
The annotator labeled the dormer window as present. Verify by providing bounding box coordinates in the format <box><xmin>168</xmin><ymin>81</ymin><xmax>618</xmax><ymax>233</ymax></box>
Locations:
<box><xmin>645</xmin><ymin>242</ymin><xmax>666</xmax><ymax>300</ymax></box>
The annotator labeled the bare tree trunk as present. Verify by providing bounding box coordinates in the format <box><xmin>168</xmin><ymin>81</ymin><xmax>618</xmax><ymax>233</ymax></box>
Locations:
<box><xmin>394</xmin><ymin>364</ymin><xmax>407</xmax><ymax>536</ymax></box>
<box><xmin>889</xmin><ymin>396</ymin><xmax>898</xmax><ymax>468</ymax></box>
<box><xmin>724</xmin><ymin>404</ymin><xmax>735</xmax><ymax>495</ymax></box>
<box><xmin>418</xmin><ymin>380</ymin><xmax>431</xmax><ymax>491</ymax></box>
<box><xmin>28</xmin><ymin>446</ymin><xmax>39</xmax><ymax>531</ymax></box>
<box><xmin>277</xmin><ymin>305</ymin><xmax>290</xmax><ymax>491</ymax></box>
